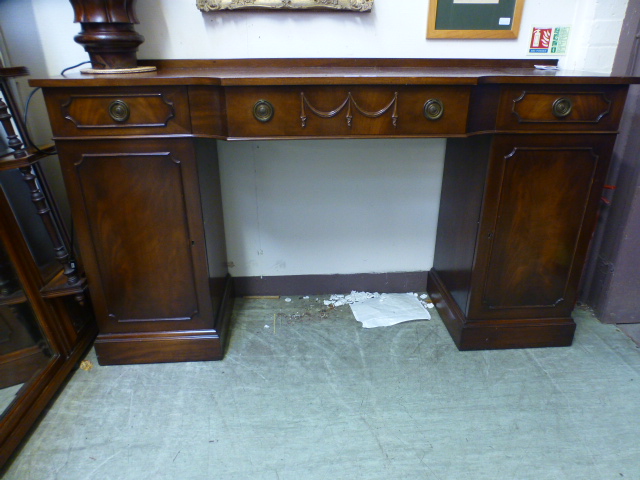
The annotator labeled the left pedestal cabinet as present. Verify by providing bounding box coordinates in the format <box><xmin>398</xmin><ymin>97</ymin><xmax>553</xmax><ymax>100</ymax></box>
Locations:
<box><xmin>39</xmin><ymin>84</ymin><xmax>233</xmax><ymax>367</ymax></box>
<box><xmin>0</xmin><ymin>66</ymin><xmax>96</xmax><ymax>470</ymax></box>
<box><xmin>54</xmin><ymin>138</ymin><xmax>231</xmax><ymax>365</ymax></box>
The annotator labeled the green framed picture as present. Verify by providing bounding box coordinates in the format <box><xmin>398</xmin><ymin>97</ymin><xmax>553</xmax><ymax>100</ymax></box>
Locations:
<box><xmin>427</xmin><ymin>0</ymin><xmax>525</xmax><ymax>39</ymax></box>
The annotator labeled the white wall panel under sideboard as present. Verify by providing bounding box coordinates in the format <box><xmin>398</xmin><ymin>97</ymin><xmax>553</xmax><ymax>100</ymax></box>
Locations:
<box><xmin>218</xmin><ymin>139</ymin><xmax>445</xmax><ymax>277</ymax></box>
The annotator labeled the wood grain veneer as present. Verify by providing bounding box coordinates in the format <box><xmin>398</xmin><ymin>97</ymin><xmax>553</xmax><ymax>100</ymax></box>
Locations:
<box><xmin>29</xmin><ymin>58</ymin><xmax>640</xmax><ymax>359</ymax></box>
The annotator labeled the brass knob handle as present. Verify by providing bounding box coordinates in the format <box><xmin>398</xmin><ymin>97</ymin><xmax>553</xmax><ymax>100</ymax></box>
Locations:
<box><xmin>552</xmin><ymin>97</ymin><xmax>573</xmax><ymax>118</ymax></box>
<box><xmin>109</xmin><ymin>100</ymin><xmax>130</xmax><ymax>122</ymax></box>
<box><xmin>254</xmin><ymin>100</ymin><xmax>275</xmax><ymax>122</ymax></box>
<box><xmin>423</xmin><ymin>99</ymin><xmax>444</xmax><ymax>121</ymax></box>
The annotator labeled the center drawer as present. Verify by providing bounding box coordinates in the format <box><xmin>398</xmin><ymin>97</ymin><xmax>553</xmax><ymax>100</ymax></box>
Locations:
<box><xmin>224</xmin><ymin>85</ymin><xmax>471</xmax><ymax>138</ymax></box>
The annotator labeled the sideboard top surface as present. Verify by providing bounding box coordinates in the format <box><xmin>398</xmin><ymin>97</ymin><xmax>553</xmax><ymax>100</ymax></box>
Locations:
<box><xmin>30</xmin><ymin>59</ymin><xmax>640</xmax><ymax>88</ymax></box>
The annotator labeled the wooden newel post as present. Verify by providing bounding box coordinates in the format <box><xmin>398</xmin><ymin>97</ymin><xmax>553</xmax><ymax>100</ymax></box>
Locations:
<box><xmin>69</xmin><ymin>0</ymin><xmax>145</xmax><ymax>70</ymax></box>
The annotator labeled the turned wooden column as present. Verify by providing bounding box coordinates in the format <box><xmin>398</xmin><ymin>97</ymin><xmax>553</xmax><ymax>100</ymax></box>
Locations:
<box><xmin>1</xmin><ymin>68</ymin><xmax>83</xmax><ymax>299</ymax></box>
<box><xmin>69</xmin><ymin>0</ymin><xmax>145</xmax><ymax>70</ymax></box>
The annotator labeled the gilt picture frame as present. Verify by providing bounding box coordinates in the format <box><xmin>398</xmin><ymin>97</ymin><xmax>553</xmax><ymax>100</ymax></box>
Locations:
<box><xmin>427</xmin><ymin>0</ymin><xmax>525</xmax><ymax>39</ymax></box>
<box><xmin>197</xmin><ymin>0</ymin><xmax>374</xmax><ymax>12</ymax></box>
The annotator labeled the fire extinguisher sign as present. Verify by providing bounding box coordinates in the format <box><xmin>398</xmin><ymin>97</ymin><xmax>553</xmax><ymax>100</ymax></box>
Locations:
<box><xmin>528</xmin><ymin>26</ymin><xmax>570</xmax><ymax>55</ymax></box>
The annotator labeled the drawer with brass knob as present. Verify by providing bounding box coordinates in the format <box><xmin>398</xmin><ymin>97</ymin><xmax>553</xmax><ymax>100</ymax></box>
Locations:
<box><xmin>224</xmin><ymin>85</ymin><xmax>471</xmax><ymax>138</ymax></box>
<box><xmin>44</xmin><ymin>86</ymin><xmax>191</xmax><ymax>137</ymax></box>
<box><xmin>496</xmin><ymin>85</ymin><xmax>628</xmax><ymax>132</ymax></box>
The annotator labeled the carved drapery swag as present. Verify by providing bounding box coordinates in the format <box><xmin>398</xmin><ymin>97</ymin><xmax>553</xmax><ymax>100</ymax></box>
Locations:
<box><xmin>197</xmin><ymin>0</ymin><xmax>373</xmax><ymax>12</ymax></box>
<box><xmin>300</xmin><ymin>92</ymin><xmax>399</xmax><ymax>128</ymax></box>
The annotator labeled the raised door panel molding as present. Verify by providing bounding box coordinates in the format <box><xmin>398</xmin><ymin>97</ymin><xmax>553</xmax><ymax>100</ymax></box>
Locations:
<box><xmin>73</xmin><ymin>152</ymin><xmax>206</xmax><ymax>331</ymax></box>
<box><xmin>467</xmin><ymin>135</ymin><xmax>616</xmax><ymax>321</ymax></box>
<box><xmin>479</xmin><ymin>147</ymin><xmax>598</xmax><ymax>311</ymax></box>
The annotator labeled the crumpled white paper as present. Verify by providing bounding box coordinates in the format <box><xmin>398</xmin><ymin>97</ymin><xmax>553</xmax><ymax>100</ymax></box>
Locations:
<box><xmin>349</xmin><ymin>293</ymin><xmax>431</xmax><ymax>328</ymax></box>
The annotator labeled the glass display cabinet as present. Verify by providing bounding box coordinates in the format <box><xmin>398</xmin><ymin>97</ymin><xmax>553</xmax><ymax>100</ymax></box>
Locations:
<box><xmin>0</xmin><ymin>65</ymin><xmax>96</xmax><ymax>469</ymax></box>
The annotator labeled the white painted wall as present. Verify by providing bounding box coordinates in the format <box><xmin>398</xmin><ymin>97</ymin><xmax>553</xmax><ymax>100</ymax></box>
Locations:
<box><xmin>0</xmin><ymin>0</ymin><xmax>629</xmax><ymax>278</ymax></box>
<box><xmin>218</xmin><ymin>139</ymin><xmax>445</xmax><ymax>276</ymax></box>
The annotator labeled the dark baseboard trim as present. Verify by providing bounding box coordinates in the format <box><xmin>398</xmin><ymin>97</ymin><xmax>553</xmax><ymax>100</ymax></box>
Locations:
<box><xmin>233</xmin><ymin>271</ymin><xmax>429</xmax><ymax>297</ymax></box>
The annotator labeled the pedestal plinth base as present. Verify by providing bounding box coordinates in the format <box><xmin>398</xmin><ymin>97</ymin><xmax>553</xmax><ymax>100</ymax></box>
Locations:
<box><xmin>94</xmin><ymin>276</ymin><xmax>234</xmax><ymax>365</ymax></box>
<box><xmin>427</xmin><ymin>269</ymin><xmax>576</xmax><ymax>351</ymax></box>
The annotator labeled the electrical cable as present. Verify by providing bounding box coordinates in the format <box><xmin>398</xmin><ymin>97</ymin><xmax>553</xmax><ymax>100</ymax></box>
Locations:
<box><xmin>22</xmin><ymin>60</ymin><xmax>105</xmax><ymax>154</ymax></box>
<box><xmin>60</xmin><ymin>60</ymin><xmax>104</xmax><ymax>76</ymax></box>
<box><xmin>22</xmin><ymin>87</ymin><xmax>50</xmax><ymax>155</ymax></box>
<box><xmin>19</xmin><ymin>62</ymin><xmax>87</xmax><ymax>266</ymax></box>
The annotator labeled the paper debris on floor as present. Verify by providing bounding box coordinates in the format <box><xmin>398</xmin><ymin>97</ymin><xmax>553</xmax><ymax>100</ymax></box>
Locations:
<box><xmin>348</xmin><ymin>292</ymin><xmax>431</xmax><ymax>328</ymax></box>
<box><xmin>324</xmin><ymin>291</ymin><xmax>380</xmax><ymax>307</ymax></box>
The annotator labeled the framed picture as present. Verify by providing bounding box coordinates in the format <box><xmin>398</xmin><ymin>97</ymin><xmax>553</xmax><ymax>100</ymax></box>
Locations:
<box><xmin>197</xmin><ymin>0</ymin><xmax>373</xmax><ymax>12</ymax></box>
<box><xmin>427</xmin><ymin>0</ymin><xmax>525</xmax><ymax>39</ymax></box>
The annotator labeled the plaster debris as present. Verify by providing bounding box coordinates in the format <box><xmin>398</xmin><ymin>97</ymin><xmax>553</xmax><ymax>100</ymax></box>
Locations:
<box><xmin>285</xmin><ymin>298</ymin><xmax>292</xmax><ymax>303</ymax></box>
<box><xmin>302</xmin><ymin>296</ymin><xmax>310</xmax><ymax>300</ymax></box>
<box><xmin>420</xmin><ymin>294</ymin><xmax>428</xmax><ymax>300</ymax></box>
<box><xmin>323</xmin><ymin>291</ymin><xmax>380</xmax><ymax>307</ymax></box>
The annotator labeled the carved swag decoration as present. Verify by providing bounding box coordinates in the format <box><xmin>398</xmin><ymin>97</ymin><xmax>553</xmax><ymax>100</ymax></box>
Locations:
<box><xmin>300</xmin><ymin>92</ymin><xmax>399</xmax><ymax>128</ymax></box>
<box><xmin>197</xmin><ymin>0</ymin><xmax>373</xmax><ymax>12</ymax></box>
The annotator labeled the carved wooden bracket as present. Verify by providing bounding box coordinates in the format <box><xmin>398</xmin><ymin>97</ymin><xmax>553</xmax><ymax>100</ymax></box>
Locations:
<box><xmin>300</xmin><ymin>92</ymin><xmax>398</xmax><ymax>128</ymax></box>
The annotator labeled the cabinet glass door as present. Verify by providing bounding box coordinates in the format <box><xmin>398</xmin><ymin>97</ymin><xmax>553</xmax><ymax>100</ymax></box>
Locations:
<box><xmin>0</xmin><ymin>241</ymin><xmax>51</xmax><ymax>418</ymax></box>
<box><xmin>0</xmin><ymin>169</ymin><xmax>59</xmax><ymax>281</ymax></box>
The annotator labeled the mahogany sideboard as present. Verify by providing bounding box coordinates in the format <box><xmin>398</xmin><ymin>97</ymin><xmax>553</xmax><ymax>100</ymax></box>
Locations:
<box><xmin>30</xmin><ymin>58</ymin><xmax>639</xmax><ymax>364</ymax></box>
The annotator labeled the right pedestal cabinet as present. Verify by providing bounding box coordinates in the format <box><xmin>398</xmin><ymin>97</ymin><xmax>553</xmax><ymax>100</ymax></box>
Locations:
<box><xmin>428</xmin><ymin>83</ymin><xmax>626</xmax><ymax>350</ymax></box>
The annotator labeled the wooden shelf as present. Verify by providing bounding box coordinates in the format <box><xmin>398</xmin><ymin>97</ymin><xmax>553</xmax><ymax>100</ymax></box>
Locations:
<box><xmin>0</xmin><ymin>66</ymin><xmax>29</xmax><ymax>79</ymax></box>
<box><xmin>0</xmin><ymin>290</ymin><xmax>27</xmax><ymax>307</ymax></box>
<box><xmin>0</xmin><ymin>145</ymin><xmax>56</xmax><ymax>172</ymax></box>
<box><xmin>40</xmin><ymin>269</ymin><xmax>87</xmax><ymax>299</ymax></box>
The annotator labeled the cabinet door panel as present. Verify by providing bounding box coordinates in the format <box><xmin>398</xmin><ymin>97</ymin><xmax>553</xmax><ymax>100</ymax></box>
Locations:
<box><xmin>57</xmin><ymin>140</ymin><xmax>212</xmax><ymax>333</ymax></box>
<box><xmin>469</xmin><ymin>135</ymin><xmax>615</xmax><ymax>319</ymax></box>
